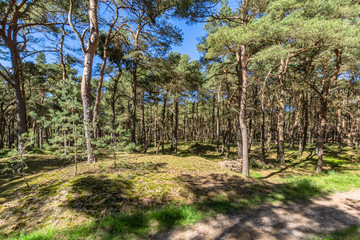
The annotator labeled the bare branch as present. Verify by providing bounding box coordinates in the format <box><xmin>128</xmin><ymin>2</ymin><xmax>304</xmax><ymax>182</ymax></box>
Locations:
<box><xmin>68</xmin><ymin>0</ymin><xmax>86</xmax><ymax>55</ymax></box>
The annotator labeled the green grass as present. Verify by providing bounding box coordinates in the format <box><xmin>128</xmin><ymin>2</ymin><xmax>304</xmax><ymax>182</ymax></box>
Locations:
<box><xmin>281</xmin><ymin>171</ymin><xmax>360</xmax><ymax>193</ymax></box>
<box><xmin>6</xmin><ymin>205</ymin><xmax>204</xmax><ymax>240</ymax></box>
<box><xmin>7</xmin><ymin>170</ymin><xmax>359</xmax><ymax>240</ymax></box>
<box><xmin>314</xmin><ymin>225</ymin><xmax>360</xmax><ymax>240</ymax></box>
<box><xmin>250</xmin><ymin>170</ymin><xmax>263</xmax><ymax>179</ymax></box>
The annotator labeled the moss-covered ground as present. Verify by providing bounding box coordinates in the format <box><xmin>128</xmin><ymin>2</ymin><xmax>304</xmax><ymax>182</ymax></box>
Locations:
<box><xmin>0</xmin><ymin>143</ymin><xmax>359</xmax><ymax>239</ymax></box>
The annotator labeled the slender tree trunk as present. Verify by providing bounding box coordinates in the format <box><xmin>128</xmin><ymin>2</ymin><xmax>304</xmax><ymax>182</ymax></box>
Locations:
<box><xmin>184</xmin><ymin>100</ymin><xmax>187</xmax><ymax>144</ymax></box>
<box><xmin>68</xmin><ymin>0</ymin><xmax>99</xmax><ymax>163</ymax></box>
<box><xmin>226</xmin><ymin>107</ymin><xmax>231</xmax><ymax>159</ymax></box>
<box><xmin>277</xmin><ymin>56</ymin><xmax>286</xmax><ymax>165</ymax></box>
<box><xmin>235</xmin><ymin>59</ymin><xmax>243</xmax><ymax>160</ymax></box>
<box><xmin>299</xmin><ymin>90</ymin><xmax>308</xmax><ymax>154</ymax></box>
<box><xmin>174</xmin><ymin>97</ymin><xmax>179</xmax><ymax>153</ymax></box>
<box><xmin>111</xmin><ymin>75</ymin><xmax>120</xmax><ymax>143</ymax></box>
<box><xmin>316</xmin><ymin>49</ymin><xmax>341</xmax><ymax>173</ymax></box>
<box><xmin>59</xmin><ymin>23</ymin><xmax>67</xmax><ymax>84</ymax></box>
<box><xmin>239</xmin><ymin>46</ymin><xmax>249</xmax><ymax>177</ymax></box>
<box><xmin>260</xmin><ymin>70</ymin><xmax>271</xmax><ymax>161</ymax></box>
<box><xmin>130</xmin><ymin>63</ymin><xmax>138</xmax><ymax>144</ymax></box>
<box><xmin>216</xmin><ymin>85</ymin><xmax>221</xmax><ymax>152</ymax></box>
<box><xmin>63</xmin><ymin>130</ymin><xmax>67</xmax><ymax>155</ymax></box>
<box><xmin>156</xmin><ymin>95</ymin><xmax>167</xmax><ymax>155</ymax></box>
<box><xmin>154</xmin><ymin>99</ymin><xmax>158</xmax><ymax>148</ymax></box>
<box><xmin>141</xmin><ymin>91</ymin><xmax>146</xmax><ymax>149</ymax></box>
<box><xmin>82</xmin><ymin>52</ymin><xmax>96</xmax><ymax>163</ymax></box>
<box><xmin>73</xmin><ymin>113</ymin><xmax>78</xmax><ymax>176</ymax></box>
<box><xmin>317</xmin><ymin>100</ymin><xmax>327</xmax><ymax>173</ymax></box>
<box><xmin>92</xmin><ymin>6</ymin><xmax>118</xmax><ymax>135</ymax></box>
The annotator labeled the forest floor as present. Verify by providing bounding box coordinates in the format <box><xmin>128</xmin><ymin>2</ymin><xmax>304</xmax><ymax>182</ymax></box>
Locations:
<box><xmin>0</xmin><ymin>143</ymin><xmax>360</xmax><ymax>239</ymax></box>
<box><xmin>154</xmin><ymin>189</ymin><xmax>360</xmax><ymax>240</ymax></box>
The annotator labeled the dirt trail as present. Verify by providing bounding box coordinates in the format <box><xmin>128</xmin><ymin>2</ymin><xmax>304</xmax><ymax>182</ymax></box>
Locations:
<box><xmin>153</xmin><ymin>189</ymin><xmax>360</xmax><ymax>240</ymax></box>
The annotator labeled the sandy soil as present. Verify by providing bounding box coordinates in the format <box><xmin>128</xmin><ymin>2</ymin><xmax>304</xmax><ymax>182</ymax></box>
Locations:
<box><xmin>153</xmin><ymin>189</ymin><xmax>360</xmax><ymax>240</ymax></box>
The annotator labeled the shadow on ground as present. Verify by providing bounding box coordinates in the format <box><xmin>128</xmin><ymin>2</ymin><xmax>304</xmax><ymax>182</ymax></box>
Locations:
<box><xmin>154</xmin><ymin>175</ymin><xmax>360</xmax><ymax>240</ymax></box>
<box><xmin>1</xmin><ymin>144</ymin><xmax>360</xmax><ymax>239</ymax></box>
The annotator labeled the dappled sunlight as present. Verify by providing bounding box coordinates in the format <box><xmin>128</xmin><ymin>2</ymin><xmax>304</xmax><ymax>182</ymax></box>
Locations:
<box><xmin>0</xmin><ymin>145</ymin><xmax>359</xmax><ymax>239</ymax></box>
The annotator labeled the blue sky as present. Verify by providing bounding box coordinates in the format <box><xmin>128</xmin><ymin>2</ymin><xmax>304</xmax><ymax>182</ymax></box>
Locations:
<box><xmin>170</xmin><ymin>20</ymin><xmax>206</xmax><ymax>61</ymax></box>
<box><xmin>0</xmin><ymin>1</ymin><xmax>240</xmax><ymax>71</ymax></box>
<box><xmin>169</xmin><ymin>0</ymin><xmax>239</xmax><ymax>61</ymax></box>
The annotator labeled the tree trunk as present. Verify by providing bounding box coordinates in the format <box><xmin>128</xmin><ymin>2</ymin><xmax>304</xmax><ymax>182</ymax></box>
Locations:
<box><xmin>0</xmin><ymin>4</ymin><xmax>28</xmax><ymax>154</ymax></box>
<box><xmin>14</xmin><ymin>80</ymin><xmax>28</xmax><ymax>154</ymax></box>
<box><xmin>174</xmin><ymin>97</ymin><xmax>179</xmax><ymax>154</ymax></box>
<box><xmin>68</xmin><ymin>0</ymin><xmax>99</xmax><ymax>163</ymax></box>
<box><xmin>316</xmin><ymin>100</ymin><xmax>327</xmax><ymax>173</ymax></box>
<box><xmin>316</xmin><ymin>49</ymin><xmax>341</xmax><ymax>173</ymax></box>
<box><xmin>154</xmin><ymin>99</ymin><xmax>158</xmax><ymax>148</ymax></box>
<box><xmin>60</xmin><ymin>23</ymin><xmax>67</xmax><ymax>84</ymax></box>
<box><xmin>130</xmin><ymin>63</ymin><xmax>138</xmax><ymax>144</ymax></box>
<box><xmin>81</xmin><ymin>52</ymin><xmax>96</xmax><ymax>163</ymax></box>
<box><xmin>156</xmin><ymin>96</ymin><xmax>167</xmax><ymax>155</ymax></box>
<box><xmin>299</xmin><ymin>90</ymin><xmax>308</xmax><ymax>154</ymax></box>
<box><xmin>239</xmin><ymin>46</ymin><xmax>249</xmax><ymax>177</ymax></box>
<box><xmin>141</xmin><ymin>91</ymin><xmax>146</xmax><ymax>148</ymax></box>
<box><xmin>111</xmin><ymin>75</ymin><xmax>120</xmax><ymax>143</ymax></box>
<box><xmin>216</xmin><ymin>85</ymin><xmax>221</xmax><ymax>152</ymax></box>
<box><xmin>92</xmin><ymin>6</ymin><xmax>118</xmax><ymax>135</ymax></box>
<box><xmin>277</xmin><ymin>56</ymin><xmax>286</xmax><ymax>165</ymax></box>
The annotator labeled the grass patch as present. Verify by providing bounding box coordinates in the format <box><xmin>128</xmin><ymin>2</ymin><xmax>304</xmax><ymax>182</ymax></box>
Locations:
<box><xmin>314</xmin><ymin>225</ymin><xmax>360</xmax><ymax>240</ymax></box>
<box><xmin>6</xmin><ymin>205</ymin><xmax>204</xmax><ymax>240</ymax></box>
<box><xmin>250</xmin><ymin>171</ymin><xmax>263</xmax><ymax>179</ymax></box>
<box><xmin>281</xmin><ymin>171</ymin><xmax>360</xmax><ymax>193</ymax></box>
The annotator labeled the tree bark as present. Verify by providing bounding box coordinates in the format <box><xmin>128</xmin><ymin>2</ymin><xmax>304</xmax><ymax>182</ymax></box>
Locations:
<box><xmin>239</xmin><ymin>46</ymin><xmax>249</xmax><ymax>177</ymax></box>
<box><xmin>130</xmin><ymin>63</ymin><xmax>138</xmax><ymax>144</ymax></box>
<box><xmin>316</xmin><ymin>49</ymin><xmax>341</xmax><ymax>173</ymax></box>
<box><xmin>0</xmin><ymin>2</ymin><xmax>29</xmax><ymax>154</ymax></box>
<box><xmin>216</xmin><ymin>84</ymin><xmax>221</xmax><ymax>152</ymax></box>
<box><xmin>92</xmin><ymin>3</ymin><xmax>118</xmax><ymax>135</ymax></box>
<box><xmin>277</xmin><ymin>56</ymin><xmax>286</xmax><ymax>165</ymax></box>
<box><xmin>59</xmin><ymin>23</ymin><xmax>67</xmax><ymax>84</ymax></box>
<box><xmin>299</xmin><ymin>90</ymin><xmax>308</xmax><ymax>154</ymax></box>
<box><xmin>174</xmin><ymin>96</ymin><xmax>179</xmax><ymax>153</ymax></box>
<box><xmin>69</xmin><ymin>0</ymin><xmax>99</xmax><ymax>163</ymax></box>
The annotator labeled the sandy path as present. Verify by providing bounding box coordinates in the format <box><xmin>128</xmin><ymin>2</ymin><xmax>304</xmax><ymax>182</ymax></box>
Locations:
<box><xmin>153</xmin><ymin>189</ymin><xmax>360</xmax><ymax>240</ymax></box>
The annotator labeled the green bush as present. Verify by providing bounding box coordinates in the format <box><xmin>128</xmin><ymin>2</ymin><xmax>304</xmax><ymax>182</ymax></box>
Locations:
<box><xmin>125</xmin><ymin>142</ymin><xmax>138</xmax><ymax>153</ymax></box>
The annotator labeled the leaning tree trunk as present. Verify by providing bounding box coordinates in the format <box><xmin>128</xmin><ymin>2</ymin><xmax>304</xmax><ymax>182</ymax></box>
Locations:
<box><xmin>59</xmin><ymin>23</ymin><xmax>67</xmax><ymax>84</ymax></box>
<box><xmin>92</xmin><ymin>5</ymin><xmax>118</xmax><ymax>136</ymax></box>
